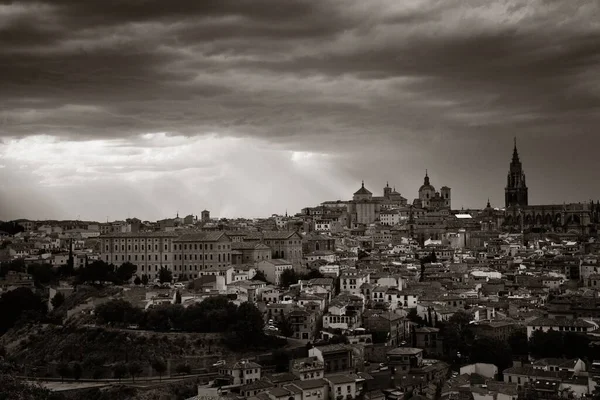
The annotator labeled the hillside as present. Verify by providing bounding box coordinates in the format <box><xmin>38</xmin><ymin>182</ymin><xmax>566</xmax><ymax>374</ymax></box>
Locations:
<box><xmin>6</xmin><ymin>324</ymin><xmax>232</xmax><ymax>370</ymax></box>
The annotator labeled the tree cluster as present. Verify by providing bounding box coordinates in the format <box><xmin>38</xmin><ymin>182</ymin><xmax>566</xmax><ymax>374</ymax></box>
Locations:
<box><xmin>0</xmin><ymin>287</ymin><xmax>47</xmax><ymax>335</ymax></box>
<box><xmin>0</xmin><ymin>221</ymin><xmax>25</xmax><ymax>235</ymax></box>
<box><xmin>278</xmin><ymin>268</ymin><xmax>325</xmax><ymax>288</ymax></box>
<box><xmin>436</xmin><ymin>311</ymin><xmax>512</xmax><ymax>372</ymax></box>
<box><xmin>0</xmin><ymin>373</ymin><xmax>63</xmax><ymax>400</ymax></box>
<box><xmin>75</xmin><ymin>261</ymin><xmax>137</xmax><ymax>285</ymax></box>
<box><xmin>419</xmin><ymin>251</ymin><xmax>437</xmax><ymax>282</ymax></box>
<box><xmin>0</xmin><ymin>259</ymin><xmax>25</xmax><ymax>278</ymax></box>
<box><xmin>94</xmin><ymin>296</ymin><xmax>275</xmax><ymax>350</ymax></box>
<box><xmin>529</xmin><ymin>329</ymin><xmax>591</xmax><ymax>360</ymax></box>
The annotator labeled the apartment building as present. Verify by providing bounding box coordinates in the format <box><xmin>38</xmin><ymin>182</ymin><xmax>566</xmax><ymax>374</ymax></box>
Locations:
<box><xmin>256</xmin><ymin>259</ymin><xmax>294</xmax><ymax>286</ymax></box>
<box><xmin>340</xmin><ymin>269</ymin><xmax>370</xmax><ymax>296</ymax></box>
<box><xmin>100</xmin><ymin>232</ymin><xmax>179</xmax><ymax>279</ymax></box>
<box><xmin>172</xmin><ymin>232</ymin><xmax>232</xmax><ymax>280</ymax></box>
<box><xmin>100</xmin><ymin>231</ymin><xmax>232</xmax><ymax>281</ymax></box>
<box><xmin>261</xmin><ymin>231</ymin><xmax>303</xmax><ymax>266</ymax></box>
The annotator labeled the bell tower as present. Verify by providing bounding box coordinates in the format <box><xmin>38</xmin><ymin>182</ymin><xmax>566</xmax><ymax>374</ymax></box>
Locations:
<box><xmin>505</xmin><ymin>138</ymin><xmax>528</xmax><ymax>208</ymax></box>
<box><xmin>384</xmin><ymin>181</ymin><xmax>392</xmax><ymax>199</ymax></box>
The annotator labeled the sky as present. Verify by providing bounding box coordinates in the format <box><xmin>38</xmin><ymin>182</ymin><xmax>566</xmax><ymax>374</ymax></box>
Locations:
<box><xmin>0</xmin><ymin>0</ymin><xmax>599</xmax><ymax>221</ymax></box>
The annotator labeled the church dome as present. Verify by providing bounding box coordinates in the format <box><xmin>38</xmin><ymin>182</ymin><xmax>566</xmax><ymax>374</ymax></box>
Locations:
<box><xmin>419</xmin><ymin>183</ymin><xmax>435</xmax><ymax>192</ymax></box>
<box><xmin>354</xmin><ymin>181</ymin><xmax>372</xmax><ymax>196</ymax></box>
<box><xmin>419</xmin><ymin>170</ymin><xmax>435</xmax><ymax>192</ymax></box>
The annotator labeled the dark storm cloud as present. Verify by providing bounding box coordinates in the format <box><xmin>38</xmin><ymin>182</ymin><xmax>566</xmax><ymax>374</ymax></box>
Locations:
<box><xmin>0</xmin><ymin>0</ymin><xmax>599</xmax><ymax>149</ymax></box>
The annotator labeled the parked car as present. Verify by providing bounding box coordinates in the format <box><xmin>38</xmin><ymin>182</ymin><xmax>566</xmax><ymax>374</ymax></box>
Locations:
<box><xmin>173</xmin><ymin>283</ymin><xmax>185</xmax><ymax>288</ymax></box>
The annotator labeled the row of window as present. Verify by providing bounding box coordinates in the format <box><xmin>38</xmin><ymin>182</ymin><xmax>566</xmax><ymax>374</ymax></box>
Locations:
<box><xmin>109</xmin><ymin>244</ymin><xmax>167</xmax><ymax>252</ymax></box>
<box><xmin>175</xmin><ymin>243</ymin><xmax>229</xmax><ymax>251</ymax></box>
<box><xmin>174</xmin><ymin>253</ymin><xmax>230</xmax><ymax>262</ymax></box>
<box><xmin>106</xmin><ymin>254</ymin><xmax>166</xmax><ymax>262</ymax></box>
<box><xmin>106</xmin><ymin>242</ymin><xmax>230</xmax><ymax>252</ymax></box>
<box><xmin>104</xmin><ymin>238</ymin><xmax>172</xmax><ymax>243</ymax></box>
<box><xmin>264</xmin><ymin>240</ymin><xmax>301</xmax><ymax>245</ymax></box>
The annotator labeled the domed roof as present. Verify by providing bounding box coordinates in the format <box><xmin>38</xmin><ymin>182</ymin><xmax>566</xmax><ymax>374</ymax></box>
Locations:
<box><xmin>419</xmin><ymin>170</ymin><xmax>435</xmax><ymax>192</ymax></box>
<box><xmin>354</xmin><ymin>181</ymin><xmax>372</xmax><ymax>195</ymax></box>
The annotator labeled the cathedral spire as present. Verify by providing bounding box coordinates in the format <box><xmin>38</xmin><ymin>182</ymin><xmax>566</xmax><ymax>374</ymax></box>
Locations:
<box><xmin>512</xmin><ymin>137</ymin><xmax>520</xmax><ymax>162</ymax></box>
<box><xmin>487</xmin><ymin>198</ymin><xmax>491</xmax><ymax>208</ymax></box>
<box><xmin>361</xmin><ymin>180</ymin><xmax>364</xmax><ymax>188</ymax></box>
<box><xmin>424</xmin><ymin>169</ymin><xmax>430</xmax><ymax>186</ymax></box>
<box><xmin>506</xmin><ymin>138</ymin><xmax>528</xmax><ymax>208</ymax></box>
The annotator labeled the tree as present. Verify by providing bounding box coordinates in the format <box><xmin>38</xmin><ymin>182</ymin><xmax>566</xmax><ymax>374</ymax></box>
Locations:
<box><xmin>151</xmin><ymin>358</ymin><xmax>167</xmax><ymax>381</ymax></box>
<box><xmin>559</xmin><ymin>387</ymin><xmax>574</xmax><ymax>399</ymax></box>
<box><xmin>128</xmin><ymin>362</ymin><xmax>143</xmax><ymax>382</ymax></box>
<box><xmin>528</xmin><ymin>329</ymin><xmax>591</xmax><ymax>360</ymax></box>
<box><xmin>141</xmin><ymin>275</ymin><xmax>149</xmax><ymax>286</ymax></box>
<box><xmin>75</xmin><ymin>260</ymin><xmax>116</xmax><ymax>285</ymax></box>
<box><xmin>0</xmin><ymin>258</ymin><xmax>25</xmax><ymax>278</ymax></box>
<box><xmin>178</xmin><ymin>296</ymin><xmax>237</xmax><ymax>332</ymax></box>
<box><xmin>27</xmin><ymin>264</ymin><xmax>56</xmax><ymax>286</ymax></box>
<box><xmin>144</xmin><ymin>304</ymin><xmax>184</xmax><ymax>331</ymax></box>
<box><xmin>71</xmin><ymin>362</ymin><xmax>83</xmax><ymax>381</ymax></box>
<box><xmin>303</xmin><ymin>269</ymin><xmax>325</xmax><ymax>280</ymax></box>
<box><xmin>133</xmin><ymin>276</ymin><xmax>142</xmax><ymax>285</ymax></box>
<box><xmin>469</xmin><ymin>337</ymin><xmax>513</xmax><ymax>372</ymax></box>
<box><xmin>51</xmin><ymin>292</ymin><xmax>65</xmax><ymax>309</ymax></box>
<box><xmin>279</xmin><ymin>268</ymin><xmax>298</xmax><ymax>287</ymax></box>
<box><xmin>0</xmin><ymin>373</ymin><xmax>62</xmax><ymax>400</ymax></box>
<box><xmin>175</xmin><ymin>364</ymin><xmax>191</xmax><ymax>375</ymax></box>
<box><xmin>508</xmin><ymin>329</ymin><xmax>529</xmax><ymax>358</ymax></box>
<box><xmin>0</xmin><ymin>287</ymin><xmax>47</xmax><ymax>334</ymax></box>
<box><xmin>407</xmin><ymin>308</ymin><xmax>425</xmax><ymax>325</ymax></box>
<box><xmin>440</xmin><ymin>311</ymin><xmax>474</xmax><ymax>359</ymax></box>
<box><xmin>271</xmin><ymin>349</ymin><xmax>291</xmax><ymax>373</ymax></box>
<box><xmin>253</xmin><ymin>270</ymin><xmax>269</xmax><ymax>283</ymax></box>
<box><xmin>116</xmin><ymin>262</ymin><xmax>137</xmax><ymax>283</ymax></box>
<box><xmin>529</xmin><ymin>329</ymin><xmax>564</xmax><ymax>359</ymax></box>
<box><xmin>95</xmin><ymin>299</ymin><xmax>142</xmax><ymax>326</ymax></box>
<box><xmin>159</xmin><ymin>267</ymin><xmax>172</xmax><ymax>284</ymax></box>
<box><xmin>591</xmin><ymin>384</ymin><xmax>600</xmax><ymax>400</ymax></box>
<box><xmin>56</xmin><ymin>362</ymin><xmax>71</xmax><ymax>382</ymax></box>
<box><xmin>226</xmin><ymin>302</ymin><xmax>268</xmax><ymax>349</ymax></box>
<box><xmin>276</xmin><ymin>316</ymin><xmax>294</xmax><ymax>337</ymax></box>
<box><xmin>113</xmin><ymin>363</ymin><xmax>127</xmax><ymax>382</ymax></box>
<box><xmin>430</xmin><ymin>250</ymin><xmax>437</xmax><ymax>263</ymax></box>
<box><xmin>563</xmin><ymin>332</ymin><xmax>590</xmax><ymax>360</ymax></box>
<box><xmin>0</xmin><ymin>221</ymin><xmax>24</xmax><ymax>235</ymax></box>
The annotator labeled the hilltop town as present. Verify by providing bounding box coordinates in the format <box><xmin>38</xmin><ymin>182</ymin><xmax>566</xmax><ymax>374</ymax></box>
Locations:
<box><xmin>2</xmin><ymin>142</ymin><xmax>600</xmax><ymax>400</ymax></box>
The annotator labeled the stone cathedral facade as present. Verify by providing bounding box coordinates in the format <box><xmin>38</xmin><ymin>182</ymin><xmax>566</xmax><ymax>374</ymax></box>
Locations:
<box><xmin>503</xmin><ymin>139</ymin><xmax>599</xmax><ymax>235</ymax></box>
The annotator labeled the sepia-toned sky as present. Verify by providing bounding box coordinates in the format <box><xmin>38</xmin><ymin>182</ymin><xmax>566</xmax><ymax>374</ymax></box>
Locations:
<box><xmin>1</xmin><ymin>0</ymin><xmax>599</xmax><ymax>221</ymax></box>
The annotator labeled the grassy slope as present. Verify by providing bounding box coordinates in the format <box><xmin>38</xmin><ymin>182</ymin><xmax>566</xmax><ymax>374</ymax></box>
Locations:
<box><xmin>8</xmin><ymin>325</ymin><xmax>229</xmax><ymax>367</ymax></box>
